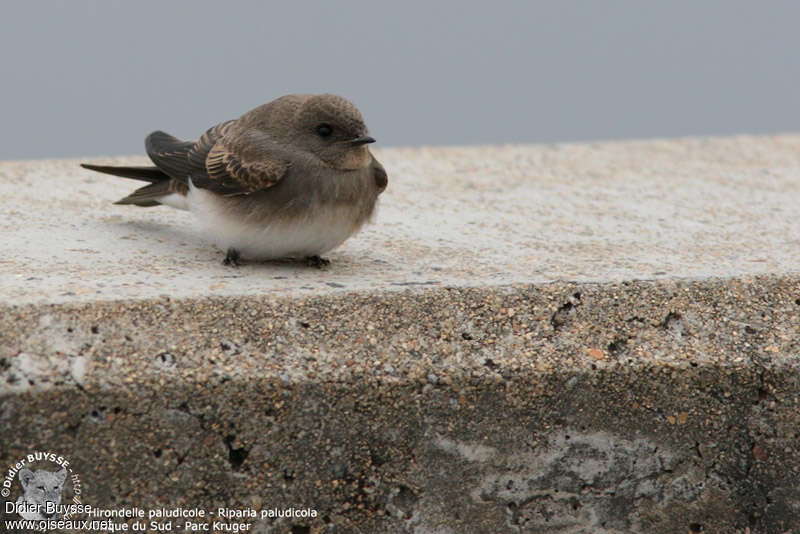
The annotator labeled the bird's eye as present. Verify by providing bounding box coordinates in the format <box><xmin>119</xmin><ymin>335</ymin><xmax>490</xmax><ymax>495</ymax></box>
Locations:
<box><xmin>316</xmin><ymin>124</ymin><xmax>333</xmax><ymax>138</ymax></box>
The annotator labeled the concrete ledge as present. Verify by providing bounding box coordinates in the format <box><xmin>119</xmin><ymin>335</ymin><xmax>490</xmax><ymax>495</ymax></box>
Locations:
<box><xmin>2</xmin><ymin>136</ymin><xmax>800</xmax><ymax>303</ymax></box>
<box><xmin>2</xmin><ymin>136</ymin><xmax>800</xmax><ymax>533</ymax></box>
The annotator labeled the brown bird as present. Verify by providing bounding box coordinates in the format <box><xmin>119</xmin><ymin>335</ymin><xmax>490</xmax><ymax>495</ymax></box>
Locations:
<box><xmin>81</xmin><ymin>93</ymin><xmax>388</xmax><ymax>267</ymax></box>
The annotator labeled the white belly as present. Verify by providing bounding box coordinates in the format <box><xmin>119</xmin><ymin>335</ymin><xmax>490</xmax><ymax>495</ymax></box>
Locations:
<box><xmin>185</xmin><ymin>186</ymin><xmax>362</xmax><ymax>260</ymax></box>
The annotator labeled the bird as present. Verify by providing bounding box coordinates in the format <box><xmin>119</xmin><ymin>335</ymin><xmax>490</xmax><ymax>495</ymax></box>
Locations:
<box><xmin>81</xmin><ymin>93</ymin><xmax>388</xmax><ymax>267</ymax></box>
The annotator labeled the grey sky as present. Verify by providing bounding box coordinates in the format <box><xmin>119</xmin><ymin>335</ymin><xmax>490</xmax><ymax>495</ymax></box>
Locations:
<box><xmin>1</xmin><ymin>1</ymin><xmax>798</xmax><ymax>159</ymax></box>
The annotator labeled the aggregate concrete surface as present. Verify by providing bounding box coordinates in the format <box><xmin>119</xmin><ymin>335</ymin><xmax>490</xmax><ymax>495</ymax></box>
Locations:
<box><xmin>2</xmin><ymin>135</ymin><xmax>800</xmax><ymax>533</ymax></box>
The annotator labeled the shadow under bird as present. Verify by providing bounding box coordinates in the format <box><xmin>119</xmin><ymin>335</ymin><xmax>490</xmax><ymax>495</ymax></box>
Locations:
<box><xmin>81</xmin><ymin>93</ymin><xmax>388</xmax><ymax>267</ymax></box>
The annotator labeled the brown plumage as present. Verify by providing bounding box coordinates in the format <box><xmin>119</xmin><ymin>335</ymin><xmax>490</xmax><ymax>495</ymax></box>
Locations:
<box><xmin>81</xmin><ymin>94</ymin><xmax>387</xmax><ymax>264</ymax></box>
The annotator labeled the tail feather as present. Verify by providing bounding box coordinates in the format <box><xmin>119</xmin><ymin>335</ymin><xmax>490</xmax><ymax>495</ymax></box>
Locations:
<box><xmin>80</xmin><ymin>163</ymin><xmax>169</xmax><ymax>183</ymax></box>
<box><xmin>81</xmin><ymin>161</ymin><xmax>190</xmax><ymax>208</ymax></box>
<box><xmin>113</xmin><ymin>181</ymin><xmax>174</xmax><ymax>207</ymax></box>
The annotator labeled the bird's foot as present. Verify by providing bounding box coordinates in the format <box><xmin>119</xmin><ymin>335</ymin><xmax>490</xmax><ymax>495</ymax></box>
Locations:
<box><xmin>223</xmin><ymin>248</ymin><xmax>241</xmax><ymax>267</ymax></box>
<box><xmin>305</xmin><ymin>255</ymin><xmax>330</xmax><ymax>269</ymax></box>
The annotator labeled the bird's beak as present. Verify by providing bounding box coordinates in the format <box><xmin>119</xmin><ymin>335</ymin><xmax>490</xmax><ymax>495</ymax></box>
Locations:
<box><xmin>349</xmin><ymin>134</ymin><xmax>376</xmax><ymax>146</ymax></box>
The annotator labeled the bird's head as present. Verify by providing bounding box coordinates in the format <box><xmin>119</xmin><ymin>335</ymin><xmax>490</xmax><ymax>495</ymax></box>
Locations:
<box><xmin>254</xmin><ymin>93</ymin><xmax>376</xmax><ymax>170</ymax></box>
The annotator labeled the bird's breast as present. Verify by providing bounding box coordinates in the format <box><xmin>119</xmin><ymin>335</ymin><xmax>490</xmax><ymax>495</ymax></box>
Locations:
<box><xmin>187</xmin><ymin>183</ymin><xmax>375</xmax><ymax>260</ymax></box>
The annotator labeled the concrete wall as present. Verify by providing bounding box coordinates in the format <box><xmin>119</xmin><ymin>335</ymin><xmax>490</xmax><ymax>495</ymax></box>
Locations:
<box><xmin>2</xmin><ymin>136</ymin><xmax>800</xmax><ymax>533</ymax></box>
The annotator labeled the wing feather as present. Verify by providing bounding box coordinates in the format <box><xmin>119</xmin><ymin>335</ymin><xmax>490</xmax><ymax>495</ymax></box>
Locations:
<box><xmin>144</xmin><ymin>131</ymin><xmax>197</xmax><ymax>180</ymax></box>
<box><xmin>201</xmin><ymin>141</ymin><xmax>290</xmax><ymax>195</ymax></box>
<box><xmin>145</xmin><ymin>121</ymin><xmax>289</xmax><ymax>195</ymax></box>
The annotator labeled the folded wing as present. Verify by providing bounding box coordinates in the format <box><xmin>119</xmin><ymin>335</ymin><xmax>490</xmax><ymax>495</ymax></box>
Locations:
<box><xmin>147</xmin><ymin>121</ymin><xmax>290</xmax><ymax>196</ymax></box>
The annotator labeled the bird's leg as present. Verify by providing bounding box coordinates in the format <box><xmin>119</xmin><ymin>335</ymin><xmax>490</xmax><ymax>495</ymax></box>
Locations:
<box><xmin>305</xmin><ymin>255</ymin><xmax>330</xmax><ymax>269</ymax></box>
<box><xmin>223</xmin><ymin>248</ymin><xmax>241</xmax><ymax>267</ymax></box>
